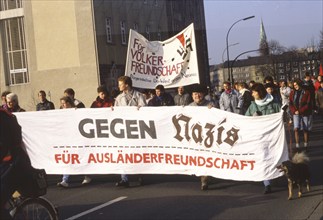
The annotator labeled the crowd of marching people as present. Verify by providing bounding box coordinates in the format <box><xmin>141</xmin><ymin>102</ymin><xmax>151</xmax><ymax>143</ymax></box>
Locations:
<box><xmin>1</xmin><ymin>72</ymin><xmax>323</xmax><ymax>193</ymax></box>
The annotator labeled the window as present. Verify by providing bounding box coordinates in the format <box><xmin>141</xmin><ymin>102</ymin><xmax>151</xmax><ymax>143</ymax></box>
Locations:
<box><xmin>157</xmin><ymin>27</ymin><xmax>161</xmax><ymax>41</ymax></box>
<box><xmin>0</xmin><ymin>0</ymin><xmax>23</xmax><ymax>11</ymax></box>
<box><xmin>133</xmin><ymin>23</ymin><xmax>139</xmax><ymax>32</ymax></box>
<box><xmin>1</xmin><ymin>16</ymin><xmax>29</xmax><ymax>85</ymax></box>
<box><xmin>105</xmin><ymin>18</ymin><xmax>112</xmax><ymax>43</ymax></box>
<box><xmin>145</xmin><ymin>25</ymin><xmax>150</xmax><ymax>40</ymax></box>
<box><xmin>120</xmin><ymin>21</ymin><xmax>127</xmax><ymax>45</ymax></box>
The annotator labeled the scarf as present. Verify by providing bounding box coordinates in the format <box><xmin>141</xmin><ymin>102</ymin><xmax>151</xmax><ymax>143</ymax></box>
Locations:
<box><xmin>255</xmin><ymin>94</ymin><xmax>273</xmax><ymax>106</ymax></box>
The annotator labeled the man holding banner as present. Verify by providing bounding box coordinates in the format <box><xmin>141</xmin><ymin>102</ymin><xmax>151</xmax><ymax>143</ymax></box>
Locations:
<box><xmin>114</xmin><ymin>76</ymin><xmax>146</xmax><ymax>187</ymax></box>
<box><xmin>188</xmin><ymin>84</ymin><xmax>217</xmax><ymax>190</ymax></box>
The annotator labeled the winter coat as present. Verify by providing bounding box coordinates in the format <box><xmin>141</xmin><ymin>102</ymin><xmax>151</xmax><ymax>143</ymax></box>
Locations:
<box><xmin>90</xmin><ymin>96</ymin><xmax>114</xmax><ymax>108</ymax></box>
<box><xmin>289</xmin><ymin>89</ymin><xmax>312</xmax><ymax>116</ymax></box>
<box><xmin>280</xmin><ymin>86</ymin><xmax>291</xmax><ymax>106</ymax></box>
<box><xmin>114</xmin><ymin>89</ymin><xmax>147</xmax><ymax>107</ymax></box>
<box><xmin>315</xmin><ymin>88</ymin><xmax>323</xmax><ymax>114</ymax></box>
<box><xmin>237</xmin><ymin>88</ymin><xmax>253</xmax><ymax>115</ymax></box>
<box><xmin>245</xmin><ymin>94</ymin><xmax>281</xmax><ymax>116</ymax></box>
<box><xmin>219</xmin><ymin>90</ymin><xmax>239</xmax><ymax>114</ymax></box>
<box><xmin>36</xmin><ymin>99</ymin><xmax>55</xmax><ymax>111</ymax></box>
<box><xmin>148</xmin><ymin>92</ymin><xmax>174</xmax><ymax>106</ymax></box>
<box><xmin>174</xmin><ymin>93</ymin><xmax>191</xmax><ymax>106</ymax></box>
<box><xmin>188</xmin><ymin>99</ymin><xmax>215</xmax><ymax>107</ymax></box>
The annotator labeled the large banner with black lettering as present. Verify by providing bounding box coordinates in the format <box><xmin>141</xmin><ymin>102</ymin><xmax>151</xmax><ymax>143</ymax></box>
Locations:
<box><xmin>125</xmin><ymin>23</ymin><xmax>199</xmax><ymax>89</ymax></box>
<box><xmin>15</xmin><ymin>107</ymin><xmax>288</xmax><ymax>181</ymax></box>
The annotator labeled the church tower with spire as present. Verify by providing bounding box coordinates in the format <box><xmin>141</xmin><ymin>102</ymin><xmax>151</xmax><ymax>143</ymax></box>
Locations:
<box><xmin>259</xmin><ymin>19</ymin><xmax>269</xmax><ymax>56</ymax></box>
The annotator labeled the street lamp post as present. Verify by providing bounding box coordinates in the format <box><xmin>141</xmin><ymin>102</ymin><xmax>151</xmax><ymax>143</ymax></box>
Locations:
<box><xmin>226</xmin><ymin>15</ymin><xmax>255</xmax><ymax>84</ymax></box>
<box><xmin>222</xmin><ymin>42</ymin><xmax>239</xmax><ymax>63</ymax></box>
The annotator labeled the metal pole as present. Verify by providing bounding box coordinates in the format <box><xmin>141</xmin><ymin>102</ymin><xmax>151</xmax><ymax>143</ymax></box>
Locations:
<box><xmin>226</xmin><ymin>16</ymin><xmax>255</xmax><ymax>84</ymax></box>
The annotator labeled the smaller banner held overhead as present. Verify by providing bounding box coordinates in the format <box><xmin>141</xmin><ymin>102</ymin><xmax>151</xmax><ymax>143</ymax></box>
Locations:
<box><xmin>125</xmin><ymin>23</ymin><xmax>199</xmax><ymax>89</ymax></box>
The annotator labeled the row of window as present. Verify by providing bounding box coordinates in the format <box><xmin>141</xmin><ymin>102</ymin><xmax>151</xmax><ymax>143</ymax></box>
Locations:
<box><xmin>105</xmin><ymin>18</ymin><xmax>162</xmax><ymax>44</ymax></box>
<box><xmin>277</xmin><ymin>60</ymin><xmax>317</xmax><ymax>68</ymax></box>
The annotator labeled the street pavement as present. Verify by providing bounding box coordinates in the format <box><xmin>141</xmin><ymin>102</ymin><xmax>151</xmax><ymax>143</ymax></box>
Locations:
<box><xmin>44</xmin><ymin>115</ymin><xmax>323</xmax><ymax>220</ymax></box>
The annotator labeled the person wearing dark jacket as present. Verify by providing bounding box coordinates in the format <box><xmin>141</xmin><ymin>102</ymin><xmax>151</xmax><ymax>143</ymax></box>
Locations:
<box><xmin>1</xmin><ymin>109</ymin><xmax>32</xmax><ymax>219</ymax></box>
<box><xmin>148</xmin><ymin>84</ymin><xmax>174</xmax><ymax>106</ymax></box>
<box><xmin>36</xmin><ymin>90</ymin><xmax>55</xmax><ymax>111</ymax></box>
<box><xmin>263</xmin><ymin>76</ymin><xmax>281</xmax><ymax>105</ymax></box>
<box><xmin>289</xmin><ymin>79</ymin><xmax>312</xmax><ymax>151</ymax></box>
<box><xmin>237</xmin><ymin>82</ymin><xmax>253</xmax><ymax>115</ymax></box>
<box><xmin>303</xmin><ymin>72</ymin><xmax>315</xmax><ymax>130</ymax></box>
<box><xmin>188</xmin><ymin>84</ymin><xmax>216</xmax><ymax>190</ymax></box>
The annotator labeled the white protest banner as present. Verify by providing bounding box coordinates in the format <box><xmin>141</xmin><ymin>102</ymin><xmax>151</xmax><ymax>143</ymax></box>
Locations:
<box><xmin>15</xmin><ymin>107</ymin><xmax>288</xmax><ymax>181</ymax></box>
<box><xmin>125</xmin><ymin>23</ymin><xmax>199</xmax><ymax>89</ymax></box>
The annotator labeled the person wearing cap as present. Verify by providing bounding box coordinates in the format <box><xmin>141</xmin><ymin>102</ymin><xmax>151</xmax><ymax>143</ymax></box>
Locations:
<box><xmin>188</xmin><ymin>84</ymin><xmax>217</xmax><ymax>190</ymax></box>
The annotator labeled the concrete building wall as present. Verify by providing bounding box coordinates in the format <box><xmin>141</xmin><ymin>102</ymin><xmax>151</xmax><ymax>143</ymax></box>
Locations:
<box><xmin>93</xmin><ymin>0</ymin><xmax>169</xmax><ymax>91</ymax></box>
<box><xmin>0</xmin><ymin>0</ymin><xmax>100</xmax><ymax>110</ymax></box>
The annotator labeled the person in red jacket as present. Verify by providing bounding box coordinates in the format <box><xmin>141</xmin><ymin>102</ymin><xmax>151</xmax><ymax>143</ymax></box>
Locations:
<box><xmin>289</xmin><ymin>79</ymin><xmax>312</xmax><ymax>151</ymax></box>
<box><xmin>90</xmin><ymin>86</ymin><xmax>114</xmax><ymax>108</ymax></box>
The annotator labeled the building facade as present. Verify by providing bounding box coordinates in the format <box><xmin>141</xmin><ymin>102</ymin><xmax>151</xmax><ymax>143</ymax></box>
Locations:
<box><xmin>210</xmin><ymin>50</ymin><xmax>321</xmax><ymax>91</ymax></box>
<box><xmin>0</xmin><ymin>0</ymin><xmax>209</xmax><ymax>110</ymax></box>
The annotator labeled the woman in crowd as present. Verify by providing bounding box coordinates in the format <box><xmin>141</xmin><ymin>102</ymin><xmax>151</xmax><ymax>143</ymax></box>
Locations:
<box><xmin>57</xmin><ymin>96</ymin><xmax>91</xmax><ymax>187</ymax></box>
<box><xmin>289</xmin><ymin>79</ymin><xmax>312</xmax><ymax>151</ymax></box>
<box><xmin>245</xmin><ymin>83</ymin><xmax>281</xmax><ymax>194</ymax></box>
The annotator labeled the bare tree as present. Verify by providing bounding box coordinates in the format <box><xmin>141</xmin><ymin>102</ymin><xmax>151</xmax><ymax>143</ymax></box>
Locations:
<box><xmin>305</xmin><ymin>36</ymin><xmax>318</xmax><ymax>52</ymax></box>
<box><xmin>268</xmin><ymin>39</ymin><xmax>286</xmax><ymax>55</ymax></box>
<box><xmin>320</xmin><ymin>30</ymin><xmax>323</xmax><ymax>50</ymax></box>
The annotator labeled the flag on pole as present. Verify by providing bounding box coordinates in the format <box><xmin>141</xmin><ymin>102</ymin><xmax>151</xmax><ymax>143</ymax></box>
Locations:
<box><xmin>125</xmin><ymin>23</ymin><xmax>199</xmax><ymax>89</ymax></box>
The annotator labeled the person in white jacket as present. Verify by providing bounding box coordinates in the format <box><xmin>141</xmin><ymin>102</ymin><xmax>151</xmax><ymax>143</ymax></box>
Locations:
<box><xmin>219</xmin><ymin>81</ymin><xmax>239</xmax><ymax>114</ymax></box>
<box><xmin>114</xmin><ymin>76</ymin><xmax>146</xmax><ymax>187</ymax></box>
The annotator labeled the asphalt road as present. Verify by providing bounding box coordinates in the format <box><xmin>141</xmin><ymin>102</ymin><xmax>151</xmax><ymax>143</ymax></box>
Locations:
<box><xmin>44</xmin><ymin>115</ymin><xmax>323</xmax><ymax>220</ymax></box>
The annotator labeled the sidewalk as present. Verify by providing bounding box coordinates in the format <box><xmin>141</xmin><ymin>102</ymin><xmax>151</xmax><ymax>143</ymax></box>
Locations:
<box><xmin>284</xmin><ymin>114</ymin><xmax>323</xmax><ymax>154</ymax></box>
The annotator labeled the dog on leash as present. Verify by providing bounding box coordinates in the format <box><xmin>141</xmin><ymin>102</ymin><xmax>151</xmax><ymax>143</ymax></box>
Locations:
<box><xmin>276</xmin><ymin>152</ymin><xmax>310</xmax><ymax>200</ymax></box>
